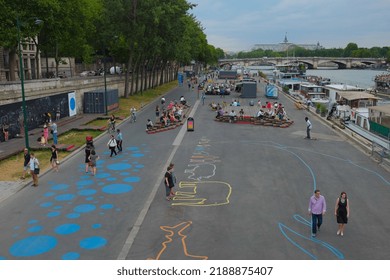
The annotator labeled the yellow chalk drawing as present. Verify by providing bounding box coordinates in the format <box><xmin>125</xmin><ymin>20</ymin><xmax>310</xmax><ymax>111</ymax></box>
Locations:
<box><xmin>148</xmin><ymin>221</ymin><xmax>208</xmax><ymax>260</ymax></box>
<box><xmin>171</xmin><ymin>181</ymin><xmax>232</xmax><ymax>207</ymax></box>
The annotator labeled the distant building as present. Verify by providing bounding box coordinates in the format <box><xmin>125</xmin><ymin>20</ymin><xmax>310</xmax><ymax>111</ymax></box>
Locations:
<box><xmin>0</xmin><ymin>37</ymin><xmax>41</xmax><ymax>82</ymax></box>
<box><xmin>253</xmin><ymin>34</ymin><xmax>323</xmax><ymax>52</ymax></box>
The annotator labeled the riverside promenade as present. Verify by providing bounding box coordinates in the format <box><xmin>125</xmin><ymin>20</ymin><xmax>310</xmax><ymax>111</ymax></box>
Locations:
<box><xmin>1</xmin><ymin>79</ymin><xmax>390</xmax><ymax>260</ymax></box>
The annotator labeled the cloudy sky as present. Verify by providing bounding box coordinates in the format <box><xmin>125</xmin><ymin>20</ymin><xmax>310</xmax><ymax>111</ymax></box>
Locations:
<box><xmin>189</xmin><ymin>0</ymin><xmax>390</xmax><ymax>52</ymax></box>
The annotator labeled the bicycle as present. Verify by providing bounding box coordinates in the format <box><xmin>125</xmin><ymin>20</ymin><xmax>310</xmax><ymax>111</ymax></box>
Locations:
<box><xmin>107</xmin><ymin>121</ymin><xmax>116</xmax><ymax>134</ymax></box>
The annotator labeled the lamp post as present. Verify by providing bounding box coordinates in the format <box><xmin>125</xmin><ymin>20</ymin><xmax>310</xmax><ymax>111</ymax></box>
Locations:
<box><xmin>16</xmin><ymin>18</ymin><xmax>29</xmax><ymax>150</ymax></box>
<box><xmin>103</xmin><ymin>53</ymin><xmax>108</xmax><ymax>115</ymax></box>
<box><xmin>16</xmin><ymin>18</ymin><xmax>43</xmax><ymax>150</ymax></box>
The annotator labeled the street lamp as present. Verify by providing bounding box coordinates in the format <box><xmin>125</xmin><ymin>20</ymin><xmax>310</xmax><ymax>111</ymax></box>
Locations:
<box><xmin>16</xmin><ymin>18</ymin><xmax>43</xmax><ymax>150</ymax></box>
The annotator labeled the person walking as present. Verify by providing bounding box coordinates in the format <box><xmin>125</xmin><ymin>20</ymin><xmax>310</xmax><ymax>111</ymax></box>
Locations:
<box><xmin>85</xmin><ymin>142</ymin><xmax>94</xmax><ymax>173</ymax></box>
<box><xmin>164</xmin><ymin>165</ymin><xmax>175</xmax><ymax>201</ymax></box>
<box><xmin>43</xmin><ymin>123</ymin><xmax>49</xmax><ymax>145</ymax></box>
<box><xmin>29</xmin><ymin>152</ymin><xmax>40</xmax><ymax>187</ymax></box>
<box><xmin>308</xmin><ymin>189</ymin><xmax>326</xmax><ymax>237</ymax></box>
<box><xmin>107</xmin><ymin>135</ymin><xmax>117</xmax><ymax>157</ymax></box>
<box><xmin>201</xmin><ymin>91</ymin><xmax>206</xmax><ymax>105</ymax></box>
<box><xmin>305</xmin><ymin>117</ymin><xmax>312</xmax><ymax>139</ymax></box>
<box><xmin>50</xmin><ymin>145</ymin><xmax>59</xmax><ymax>172</ymax></box>
<box><xmin>51</xmin><ymin>122</ymin><xmax>58</xmax><ymax>145</ymax></box>
<box><xmin>155</xmin><ymin>105</ymin><xmax>160</xmax><ymax>122</ymax></box>
<box><xmin>334</xmin><ymin>191</ymin><xmax>349</xmax><ymax>236</ymax></box>
<box><xmin>88</xmin><ymin>150</ymin><xmax>99</xmax><ymax>176</ymax></box>
<box><xmin>116</xmin><ymin>129</ymin><xmax>123</xmax><ymax>152</ymax></box>
<box><xmin>21</xmin><ymin>148</ymin><xmax>30</xmax><ymax>179</ymax></box>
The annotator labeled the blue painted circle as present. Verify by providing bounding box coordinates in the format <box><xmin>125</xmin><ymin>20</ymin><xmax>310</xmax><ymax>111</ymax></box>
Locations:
<box><xmin>107</xmin><ymin>177</ymin><xmax>117</xmax><ymax>181</ymax></box>
<box><xmin>120</xmin><ymin>172</ymin><xmax>130</xmax><ymax>176</ymax></box>
<box><xmin>100</xmin><ymin>204</ymin><xmax>114</xmax><ymax>209</ymax></box>
<box><xmin>62</xmin><ymin>252</ymin><xmax>79</xmax><ymax>260</ymax></box>
<box><xmin>79</xmin><ymin>236</ymin><xmax>107</xmax><ymax>250</ymax></box>
<box><xmin>78</xmin><ymin>189</ymin><xmax>97</xmax><ymax>196</ymax></box>
<box><xmin>123</xmin><ymin>176</ymin><xmax>140</xmax><ymax>183</ymax></box>
<box><xmin>135</xmin><ymin>164</ymin><xmax>144</xmax><ymax>169</ymax></box>
<box><xmin>47</xmin><ymin>211</ymin><xmax>61</xmax><ymax>218</ymax></box>
<box><xmin>66</xmin><ymin>213</ymin><xmax>80</xmax><ymax>219</ymax></box>
<box><xmin>55</xmin><ymin>224</ymin><xmax>80</xmax><ymax>235</ymax></box>
<box><xmin>53</xmin><ymin>206</ymin><xmax>63</xmax><ymax>210</ymax></box>
<box><xmin>70</xmin><ymin>97</ymin><xmax>76</xmax><ymax>110</ymax></box>
<box><xmin>73</xmin><ymin>204</ymin><xmax>96</xmax><ymax>213</ymax></box>
<box><xmin>40</xmin><ymin>202</ymin><xmax>53</xmax><ymax>208</ymax></box>
<box><xmin>102</xmin><ymin>184</ymin><xmax>132</xmax><ymax>194</ymax></box>
<box><xmin>55</xmin><ymin>194</ymin><xmax>75</xmax><ymax>201</ymax></box>
<box><xmin>44</xmin><ymin>192</ymin><xmax>56</xmax><ymax>197</ymax></box>
<box><xmin>77</xmin><ymin>180</ymin><xmax>94</xmax><ymax>187</ymax></box>
<box><xmin>28</xmin><ymin>225</ymin><xmax>43</xmax><ymax>233</ymax></box>
<box><xmin>131</xmin><ymin>153</ymin><xmax>144</xmax><ymax>158</ymax></box>
<box><xmin>92</xmin><ymin>224</ymin><xmax>102</xmax><ymax>229</ymax></box>
<box><xmin>96</xmin><ymin>173</ymin><xmax>110</xmax><ymax>179</ymax></box>
<box><xmin>107</xmin><ymin>163</ymin><xmax>132</xmax><ymax>171</ymax></box>
<box><xmin>126</xmin><ymin>147</ymin><xmax>139</xmax><ymax>151</ymax></box>
<box><xmin>10</xmin><ymin>236</ymin><xmax>57</xmax><ymax>257</ymax></box>
<box><xmin>28</xmin><ymin>220</ymin><xmax>38</xmax><ymax>225</ymax></box>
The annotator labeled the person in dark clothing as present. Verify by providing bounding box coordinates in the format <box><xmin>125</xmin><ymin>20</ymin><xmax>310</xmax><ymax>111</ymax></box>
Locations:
<box><xmin>21</xmin><ymin>148</ymin><xmax>30</xmax><ymax>179</ymax></box>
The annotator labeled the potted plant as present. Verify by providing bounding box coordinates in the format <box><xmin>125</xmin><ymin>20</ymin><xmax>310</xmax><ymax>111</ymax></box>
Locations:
<box><xmin>315</xmin><ymin>103</ymin><xmax>321</xmax><ymax>114</ymax></box>
<box><xmin>320</xmin><ymin>104</ymin><xmax>327</xmax><ymax>117</ymax></box>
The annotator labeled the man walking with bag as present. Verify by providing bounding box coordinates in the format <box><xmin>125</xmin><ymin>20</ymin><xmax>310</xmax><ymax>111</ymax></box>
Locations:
<box><xmin>107</xmin><ymin>135</ymin><xmax>117</xmax><ymax>157</ymax></box>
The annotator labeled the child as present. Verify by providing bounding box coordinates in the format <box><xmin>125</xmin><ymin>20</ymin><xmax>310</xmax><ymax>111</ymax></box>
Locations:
<box><xmin>88</xmin><ymin>150</ymin><xmax>99</xmax><ymax>176</ymax></box>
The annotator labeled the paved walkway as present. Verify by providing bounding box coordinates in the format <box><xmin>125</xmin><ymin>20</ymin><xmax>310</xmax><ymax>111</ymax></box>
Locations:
<box><xmin>0</xmin><ymin>113</ymin><xmax>105</xmax><ymax>203</ymax></box>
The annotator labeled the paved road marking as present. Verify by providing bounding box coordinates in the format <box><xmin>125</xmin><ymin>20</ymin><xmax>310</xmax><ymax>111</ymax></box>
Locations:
<box><xmin>117</xmin><ymin>100</ymin><xmax>201</xmax><ymax>260</ymax></box>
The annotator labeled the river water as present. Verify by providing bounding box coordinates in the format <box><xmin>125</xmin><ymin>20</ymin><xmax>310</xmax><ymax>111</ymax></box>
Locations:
<box><xmin>306</xmin><ymin>69</ymin><xmax>388</xmax><ymax>89</ymax></box>
<box><xmin>247</xmin><ymin>65</ymin><xmax>387</xmax><ymax>90</ymax></box>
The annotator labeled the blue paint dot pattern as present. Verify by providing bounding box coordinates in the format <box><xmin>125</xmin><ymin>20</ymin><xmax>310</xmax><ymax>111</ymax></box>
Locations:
<box><xmin>28</xmin><ymin>226</ymin><xmax>43</xmax><ymax>233</ymax></box>
<box><xmin>79</xmin><ymin>236</ymin><xmax>107</xmax><ymax>250</ymax></box>
<box><xmin>131</xmin><ymin>153</ymin><xmax>144</xmax><ymax>158</ymax></box>
<box><xmin>78</xmin><ymin>189</ymin><xmax>97</xmax><ymax>196</ymax></box>
<box><xmin>47</xmin><ymin>211</ymin><xmax>61</xmax><ymax>218</ymax></box>
<box><xmin>66</xmin><ymin>213</ymin><xmax>80</xmax><ymax>219</ymax></box>
<box><xmin>10</xmin><ymin>236</ymin><xmax>57</xmax><ymax>257</ymax></box>
<box><xmin>62</xmin><ymin>252</ymin><xmax>80</xmax><ymax>260</ymax></box>
<box><xmin>100</xmin><ymin>204</ymin><xmax>114</xmax><ymax>209</ymax></box>
<box><xmin>102</xmin><ymin>184</ymin><xmax>132</xmax><ymax>194</ymax></box>
<box><xmin>77</xmin><ymin>180</ymin><xmax>94</xmax><ymax>187</ymax></box>
<box><xmin>73</xmin><ymin>204</ymin><xmax>96</xmax><ymax>213</ymax></box>
<box><xmin>123</xmin><ymin>176</ymin><xmax>140</xmax><ymax>183</ymax></box>
<box><xmin>40</xmin><ymin>202</ymin><xmax>53</xmax><ymax>208</ymax></box>
<box><xmin>92</xmin><ymin>224</ymin><xmax>102</xmax><ymax>229</ymax></box>
<box><xmin>55</xmin><ymin>194</ymin><xmax>76</xmax><ymax>201</ymax></box>
<box><xmin>107</xmin><ymin>163</ymin><xmax>132</xmax><ymax>171</ymax></box>
<box><xmin>55</xmin><ymin>224</ymin><xmax>80</xmax><ymax>235</ymax></box>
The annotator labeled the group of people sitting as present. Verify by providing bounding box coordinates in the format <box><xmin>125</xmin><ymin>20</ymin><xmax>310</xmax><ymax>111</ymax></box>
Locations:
<box><xmin>146</xmin><ymin>97</ymin><xmax>188</xmax><ymax>130</ymax></box>
<box><xmin>257</xmin><ymin>101</ymin><xmax>287</xmax><ymax>120</ymax></box>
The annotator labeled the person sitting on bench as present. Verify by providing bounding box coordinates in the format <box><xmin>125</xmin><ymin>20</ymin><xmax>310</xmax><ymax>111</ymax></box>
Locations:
<box><xmin>146</xmin><ymin>119</ymin><xmax>153</xmax><ymax>130</ymax></box>
<box><xmin>229</xmin><ymin>110</ymin><xmax>237</xmax><ymax>123</ymax></box>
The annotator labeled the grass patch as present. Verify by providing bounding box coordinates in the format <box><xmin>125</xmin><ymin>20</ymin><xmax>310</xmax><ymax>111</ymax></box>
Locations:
<box><xmin>58</xmin><ymin>130</ymin><xmax>103</xmax><ymax>147</ymax></box>
<box><xmin>0</xmin><ymin>149</ymin><xmax>70</xmax><ymax>181</ymax></box>
<box><xmin>0</xmin><ymin>81</ymin><xmax>178</xmax><ymax>182</ymax></box>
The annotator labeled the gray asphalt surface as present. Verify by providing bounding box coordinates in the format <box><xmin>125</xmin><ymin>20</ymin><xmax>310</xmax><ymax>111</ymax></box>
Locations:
<box><xmin>1</xmin><ymin>80</ymin><xmax>389</xmax><ymax>260</ymax></box>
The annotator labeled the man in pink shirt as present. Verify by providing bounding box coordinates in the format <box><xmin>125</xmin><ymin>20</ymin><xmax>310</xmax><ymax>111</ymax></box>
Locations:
<box><xmin>308</xmin><ymin>189</ymin><xmax>326</xmax><ymax>237</ymax></box>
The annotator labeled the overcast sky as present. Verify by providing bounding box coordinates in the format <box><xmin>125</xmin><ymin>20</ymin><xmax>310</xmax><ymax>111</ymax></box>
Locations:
<box><xmin>189</xmin><ymin>0</ymin><xmax>390</xmax><ymax>52</ymax></box>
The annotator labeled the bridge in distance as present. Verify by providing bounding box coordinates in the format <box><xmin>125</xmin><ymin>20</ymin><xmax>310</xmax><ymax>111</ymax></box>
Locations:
<box><xmin>219</xmin><ymin>57</ymin><xmax>385</xmax><ymax>69</ymax></box>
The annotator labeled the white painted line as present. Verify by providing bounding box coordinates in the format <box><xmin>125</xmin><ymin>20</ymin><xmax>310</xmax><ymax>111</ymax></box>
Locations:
<box><xmin>117</xmin><ymin>100</ymin><xmax>201</xmax><ymax>260</ymax></box>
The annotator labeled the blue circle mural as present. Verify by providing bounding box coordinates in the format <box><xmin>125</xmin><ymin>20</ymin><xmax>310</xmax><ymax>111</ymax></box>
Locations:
<box><xmin>79</xmin><ymin>236</ymin><xmax>107</xmax><ymax>250</ymax></box>
<box><xmin>102</xmin><ymin>184</ymin><xmax>133</xmax><ymax>194</ymax></box>
<box><xmin>10</xmin><ymin>236</ymin><xmax>57</xmax><ymax>257</ymax></box>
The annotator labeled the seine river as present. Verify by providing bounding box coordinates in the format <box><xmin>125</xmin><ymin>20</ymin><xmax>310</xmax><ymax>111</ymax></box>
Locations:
<box><xmin>306</xmin><ymin>68</ymin><xmax>387</xmax><ymax>89</ymax></box>
<box><xmin>248</xmin><ymin>65</ymin><xmax>387</xmax><ymax>90</ymax></box>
